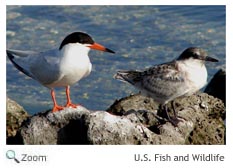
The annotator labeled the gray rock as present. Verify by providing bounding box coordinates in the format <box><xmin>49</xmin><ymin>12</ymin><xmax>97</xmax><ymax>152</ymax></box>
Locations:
<box><xmin>6</xmin><ymin>97</ymin><xmax>29</xmax><ymax>138</ymax></box>
<box><xmin>108</xmin><ymin>92</ymin><xmax>225</xmax><ymax>145</ymax></box>
<box><xmin>8</xmin><ymin>92</ymin><xmax>225</xmax><ymax>145</ymax></box>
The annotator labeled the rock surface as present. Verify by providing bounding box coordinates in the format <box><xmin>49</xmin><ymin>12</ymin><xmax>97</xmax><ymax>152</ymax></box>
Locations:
<box><xmin>7</xmin><ymin>92</ymin><xmax>225</xmax><ymax>145</ymax></box>
<box><xmin>6</xmin><ymin>97</ymin><xmax>29</xmax><ymax>137</ymax></box>
<box><xmin>108</xmin><ymin>92</ymin><xmax>225</xmax><ymax>145</ymax></box>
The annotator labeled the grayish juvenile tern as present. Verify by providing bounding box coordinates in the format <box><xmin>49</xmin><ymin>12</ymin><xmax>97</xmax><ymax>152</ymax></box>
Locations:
<box><xmin>114</xmin><ymin>47</ymin><xmax>218</xmax><ymax>126</ymax></box>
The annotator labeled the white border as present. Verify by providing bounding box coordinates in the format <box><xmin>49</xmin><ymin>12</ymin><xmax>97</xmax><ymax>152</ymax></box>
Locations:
<box><xmin>1</xmin><ymin>0</ymin><xmax>232</xmax><ymax>168</ymax></box>
<box><xmin>226</xmin><ymin>2</ymin><xmax>232</xmax><ymax>146</ymax></box>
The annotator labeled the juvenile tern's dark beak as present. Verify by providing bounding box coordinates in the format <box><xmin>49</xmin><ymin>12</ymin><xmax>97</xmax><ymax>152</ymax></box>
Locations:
<box><xmin>205</xmin><ymin>56</ymin><xmax>219</xmax><ymax>62</ymax></box>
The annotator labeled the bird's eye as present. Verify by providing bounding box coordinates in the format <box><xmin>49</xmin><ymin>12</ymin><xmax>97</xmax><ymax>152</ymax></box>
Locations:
<box><xmin>193</xmin><ymin>53</ymin><xmax>199</xmax><ymax>58</ymax></box>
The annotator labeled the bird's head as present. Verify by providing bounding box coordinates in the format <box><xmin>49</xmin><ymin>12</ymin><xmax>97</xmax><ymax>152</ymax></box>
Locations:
<box><xmin>177</xmin><ymin>47</ymin><xmax>218</xmax><ymax>63</ymax></box>
<box><xmin>59</xmin><ymin>32</ymin><xmax>115</xmax><ymax>54</ymax></box>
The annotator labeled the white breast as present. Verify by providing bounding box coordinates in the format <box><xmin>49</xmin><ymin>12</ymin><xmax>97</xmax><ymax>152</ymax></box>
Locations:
<box><xmin>48</xmin><ymin>43</ymin><xmax>92</xmax><ymax>87</ymax></box>
<box><xmin>180</xmin><ymin>59</ymin><xmax>207</xmax><ymax>95</ymax></box>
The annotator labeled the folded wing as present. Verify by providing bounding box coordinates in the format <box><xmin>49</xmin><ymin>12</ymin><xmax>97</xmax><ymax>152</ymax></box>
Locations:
<box><xmin>115</xmin><ymin>61</ymin><xmax>191</xmax><ymax>104</ymax></box>
<box><xmin>7</xmin><ymin>49</ymin><xmax>61</xmax><ymax>86</ymax></box>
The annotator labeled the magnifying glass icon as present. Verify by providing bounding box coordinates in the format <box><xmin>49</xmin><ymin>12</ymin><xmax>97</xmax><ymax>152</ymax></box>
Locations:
<box><xmin>6</xmin><ymin>150</ymin><xmax>20</xmax><ymax>163</ymax></box>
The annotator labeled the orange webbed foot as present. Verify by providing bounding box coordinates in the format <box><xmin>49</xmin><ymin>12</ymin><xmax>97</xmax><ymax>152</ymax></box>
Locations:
<box><xmin>52</xmin><ymin>105</ymin><xmax>64</xmax><ymax>112</ymax></box>
<box><xmin>65</xmin><ymin>103</ymin><xmax>79</xmax><ymax>109</ymax></box>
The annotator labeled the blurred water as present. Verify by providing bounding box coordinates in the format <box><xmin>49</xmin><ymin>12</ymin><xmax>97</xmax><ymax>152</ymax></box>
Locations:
<box><xmin>6</xmin><ymin>6</ymin><xmax>226</xmax><ymax>114</ymax></box>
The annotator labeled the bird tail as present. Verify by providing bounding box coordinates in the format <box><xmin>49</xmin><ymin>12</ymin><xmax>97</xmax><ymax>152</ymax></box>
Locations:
<box><xmin>114</xmin><ymin>70</ymin><xmax>142</xmax><ymax>85</ymax></box>
<box><xmin>7</xmin><ymin>50</ymin><xmax>34</xmax><ymax>79</ymax></box>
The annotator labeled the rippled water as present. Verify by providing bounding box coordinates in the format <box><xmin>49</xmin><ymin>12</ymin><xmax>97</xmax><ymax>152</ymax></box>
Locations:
<box><xmin>7</xmin><ymin>6</ymin><xmax>226</xmax><ymax>114</ymax></box>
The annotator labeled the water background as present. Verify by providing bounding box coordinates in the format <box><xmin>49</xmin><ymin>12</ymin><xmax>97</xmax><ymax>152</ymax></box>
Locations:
<box><xmin>7</xmin><ymin>6</ymin><xmax>226</xmax><ymax>114</ymax></box>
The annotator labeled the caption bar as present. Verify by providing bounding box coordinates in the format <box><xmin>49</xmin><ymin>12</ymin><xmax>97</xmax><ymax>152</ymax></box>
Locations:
<box><xmin>134</xmin><ymin>153</ymin><xmax>225</xmax><ymax>162</ymax></box>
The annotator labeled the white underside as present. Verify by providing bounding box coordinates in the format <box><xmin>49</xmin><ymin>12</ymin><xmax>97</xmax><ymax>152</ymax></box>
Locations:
<box><xmin>46</xmin><ymin>43</ymin><xmax>92</xmax><ymax>87</ymax></box>
<box><xmin>180</xmin><ymin>59</ymin><xmax>207</xmax><ymax>95</ymax></box>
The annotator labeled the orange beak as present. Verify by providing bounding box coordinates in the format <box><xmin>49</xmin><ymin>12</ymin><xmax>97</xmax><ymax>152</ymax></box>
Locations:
<box><xmin>89</xmin><ymin>43</ymin><xmax>115</xmax><ymax>53</ymax></box>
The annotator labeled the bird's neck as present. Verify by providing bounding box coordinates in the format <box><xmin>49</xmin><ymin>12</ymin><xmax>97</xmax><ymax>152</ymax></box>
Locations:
<box><xmin>61</xmin><ymin>43</ymin><xmax>90</xmax><ymax>58</ymax></box>
<box><xmin>178</xmin><ymin>59</ymin><xmax>207</xmax><ymax>90</ymax></box>
<box><xmin>60</xmin><ymin>43</ymin><xmax>91</xmax><ymax>64</ymax></box>
<box><xmin>181</xmin><ymin>58</ymin><xmax>204</xmax><ymax>68</ymax></box>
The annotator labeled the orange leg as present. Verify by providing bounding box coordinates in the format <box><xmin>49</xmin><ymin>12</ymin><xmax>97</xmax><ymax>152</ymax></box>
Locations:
<box><xmin>65</xmin><ymin>86</ymin><xmax>78</xmax><ymax>108</ymax></box>
<box><xmin>51</xmin><ymin>89</ymin><xmax>64</xmax><ymax>112</ymax></box>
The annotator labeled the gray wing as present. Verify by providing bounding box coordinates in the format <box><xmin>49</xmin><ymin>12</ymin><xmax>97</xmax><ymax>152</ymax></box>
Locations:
<box><xmin>115</xmin><ymin>61</ymin><xmax>190</xmax><ymax>103</ymax></box>
<box><xmin>139</xmin><ymin>62</ymin><xmax>190</xmax><ymax>101</ymax></box>
<box><xmin>7</xmin><ymin>49</ymin><xmax>61</xmax><ymax>86</ymax></box>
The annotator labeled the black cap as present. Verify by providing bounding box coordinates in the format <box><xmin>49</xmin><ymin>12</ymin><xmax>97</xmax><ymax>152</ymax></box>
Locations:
<box><xmin>178</xmin><ymin>47</ymin><xmax>218</xmax><ymax>62</ymax></box>
<box><xmin>59</xmin><ymin>32</ymin><xmax>94</xmax><ymax>50</ymax></box>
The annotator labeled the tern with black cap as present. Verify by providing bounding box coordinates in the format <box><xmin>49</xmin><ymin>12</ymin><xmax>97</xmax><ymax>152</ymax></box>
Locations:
<box><xmin>114</xmin><ymin>47</ymin><xmax>218</xmax><ymax>126</ymax></box>
<box><xmin>7</xmin><ymin>32</ymin><xmax>115</xmax><ymax>112</ymax></box>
